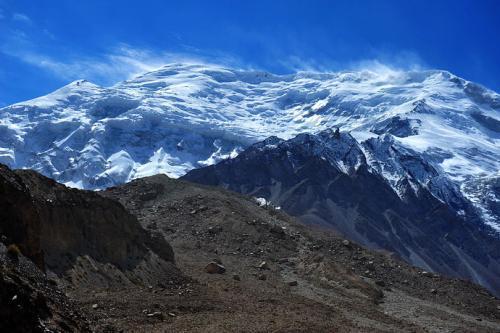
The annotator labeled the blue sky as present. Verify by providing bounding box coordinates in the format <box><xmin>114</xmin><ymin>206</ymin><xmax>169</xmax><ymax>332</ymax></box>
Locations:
<box><xmin>0</xmin><ymin>0</ymin><xmax>499</xmax><ymax>105</ymax></box>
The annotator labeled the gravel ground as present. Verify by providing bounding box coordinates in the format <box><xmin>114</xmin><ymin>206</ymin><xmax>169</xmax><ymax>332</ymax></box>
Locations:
<box><xmin>87</xmin><ymin>174</ymin><xmax>500</xmax><ymax>332</ymax></box>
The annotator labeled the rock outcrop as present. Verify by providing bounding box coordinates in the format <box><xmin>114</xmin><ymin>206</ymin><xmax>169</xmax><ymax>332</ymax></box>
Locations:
<box><xmin>0</xmin><ymin>243</ymin><xmax>89</xmax><ymax>332</ymax></box>
<box><xmin>0</xmin><ymin>163</ymin><xmax>181</xmax><ymax>288</ymax></box>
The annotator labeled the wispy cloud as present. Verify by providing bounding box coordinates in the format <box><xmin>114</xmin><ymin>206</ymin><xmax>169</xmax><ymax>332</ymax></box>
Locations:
<box><xmin>0</xmin><ymin>12</ymin><xmax>185</xmax><ymax>85</ymax></box>
<box><xmin>277</xmin><ymin>55</ymin><xmax>339</xmax><ymax>73</ymax></box>
<box><xmin>0</xmin><ymin>10</ymin><xmax>429</xmax><ymax>88</ymax></box>
<box><xmin>277</xmin><ymin>49</ymin><xmax>427</xmax><ymax>75</ymax></box>
<box><xmin>3</xmin><ymin>45</ymin><xmax>164</xmax><ymax>84</ymax></box>
<box><xmin>12</xmin><ymin>12</ymin><xmax>32</xmax><ymax>25</ymax></box>
<box><xmin>1</xmin><ymin>42</ymin><xmax>244</xmax><ymax>86</ymax></box>
<box><xmin>351</xmin><ymin>50</ymin><xmax>427</xmax><ymax>71</ymax></box>
<box><xmin>4</xmin><ymin>44</ymin><xmax>429</xmax><ymax>87</ymax></box>
<box><xmin>0</xmin><ymin>7</ymin><xmax>256</xmax><ymax>86</ymax></box>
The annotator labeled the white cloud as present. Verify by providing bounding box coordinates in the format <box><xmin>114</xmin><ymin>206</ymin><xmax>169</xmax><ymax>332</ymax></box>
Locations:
<box><xmin>278</xmin><ymin>50</ymin><xmax>427</xmax><ymax>76</ymax></box>
<box><xmin>12</xmin><ymin>13</ymin><xmax>32</xmax><ymax>25</ymax></box>
<box><xmin>278</xmin><ymin>55</ymin><xmax>339</xmax><ymax>73</ymax></box>
<box><xmin>0</xmin><ymin>20</ymin><xmax>428</xmax><ymax>88</ymax></box>
<box><xmin>350</xmin><ymin>51</ymin><xmax>426</xmax><ymax>72</ymax></box>
<box><xmin>5</xmin><ymin>45</ymin><xmax>429</xmax><ymax>87</ymax></box>
<box><xmin>3</xmin><ymin>47</ymin><xmax>156</xmax><ymax>84</ymax></box>
<box><xmin>0</xmin><ymin>15</ymin><xmax>260</xmax><ymax>85</ymax></box>
<box><xmin>1</xmin><ymin>43</ymin><xmax>230</xmax><ymax>85</ymax></box>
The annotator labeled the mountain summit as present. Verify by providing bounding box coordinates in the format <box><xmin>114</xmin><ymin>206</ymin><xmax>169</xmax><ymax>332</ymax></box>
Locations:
<box><xmin>0</xmin><ymin>63</ymin><xmax>498</xmax><ymax>229</ymax></box>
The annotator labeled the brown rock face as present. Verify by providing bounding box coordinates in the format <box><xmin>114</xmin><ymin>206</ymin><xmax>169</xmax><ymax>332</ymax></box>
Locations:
<box><xmin>0</xmin><ymin>164</ymin><xmax>179</xmax><ymax>287</ymax></box>
<box><xmin>0</xmin><ymin>164</ymin><xmax>44</xmax><ymax>269</ymax></box>
<box><xmin>0</xmin><ymin>243</ymin><xmax>90</xmax><ymax>333</ymax></box>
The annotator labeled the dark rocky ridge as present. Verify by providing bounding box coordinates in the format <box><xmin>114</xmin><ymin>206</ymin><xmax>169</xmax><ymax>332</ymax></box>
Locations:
<box><xmin>182</xmin><ymin>130</ymin><xmax>500</xmax><ymax>297</ymax></box>
<box><xmin>0</xmin><ymin>164</ymin><xmax>45</xmax><ymax>269</ymax></box>
<box><xmin>0</xmin><ymin>163</ymin><xmax>182</xmax><ymax>289</ymax></box>
<box><xmin>0</xmin><ymin>243</ymin><xmax>90</xmax><ymax>332</ymax></box>
<box><xmin>371</xmin><ymin>116</ymin><xmax>421</xmax><ymax>137</ymax></box>
<box><xmin>471</xmin><ymin>111</ymin><xmax>500</xmax><ymax>133</ymax></box>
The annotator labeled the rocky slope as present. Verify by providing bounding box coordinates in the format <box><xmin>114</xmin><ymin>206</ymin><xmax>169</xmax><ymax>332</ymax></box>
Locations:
<box><xmin>1</xmin><ymin>164</ymin><xmax>499</xmax><ymax>332</ymax></box>
<box><xmin>0</xmin><ymin>163</ymin><xmax>182</xmax><ymax>289</ymax></box>
<box><xmin>101</xmin><ymin>174</ymin><xmax>500</xmax><ymax>332</ymax></box>
<box><xmin>0</xmin><ymin>243</ymin><xmax>89</xmax><ymax>332</ymax></box>
<box><xmin>183</xmin><ymin>129</ymin><xmax>500</xmax><ymax>297</ymax></box>
<box><xmin>0</xmin><ymin>63</ymin><xmax>498</xmax><ymax>230</ymax></box>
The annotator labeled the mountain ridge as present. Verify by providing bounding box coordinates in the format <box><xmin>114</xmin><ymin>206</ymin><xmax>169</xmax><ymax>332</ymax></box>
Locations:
<box><xmin>0</xmin><ymin>63</ymin><xmax>498</xmax><ymax>230</ymax></box>
<box><xmin>182</xmin><ymin>128</ymin><xmax>500</xmax><ymax>296</ymax></box>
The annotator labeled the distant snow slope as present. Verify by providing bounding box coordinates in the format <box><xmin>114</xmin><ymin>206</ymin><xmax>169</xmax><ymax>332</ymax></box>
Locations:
<box><xmin>0</xmin><ymin>63</ymin><xmax>498</xmax><ymax>229</ymax></box>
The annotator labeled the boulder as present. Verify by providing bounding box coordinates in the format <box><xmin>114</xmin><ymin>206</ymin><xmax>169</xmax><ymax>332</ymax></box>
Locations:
<box><xmin>258</xmin><ymin>261</ymin><xmax>269</xmax><ymax>270</ymax></box>
<box><xmin>205</xmin><ymin>262</ymin><xmax>226</xmax><ymax>274</ymax></box>
<box><xmin>147</xmin><ymin>311</ymin><xmax>164</xmax><ymax>320</ymax></box>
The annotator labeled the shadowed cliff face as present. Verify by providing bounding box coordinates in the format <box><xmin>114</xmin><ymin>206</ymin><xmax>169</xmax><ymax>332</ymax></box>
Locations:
<box><xmin>0</xmin><ymin>164</ymin><xmax>179</xmax><ymax>288</ymax></box>
<box><xmin>0</xmin><ymin>243</ymin><xmax>90</xmax><ymax>333</ymax></box>
<box><xmin>182</xmin><ymin>131</ymin><xmax>500</xmax><ymax>297</ymax></box>
<box><xmin>0</xmin><ymin>165</ymin><xmax>44</xmax><ymax>269</ymax></box>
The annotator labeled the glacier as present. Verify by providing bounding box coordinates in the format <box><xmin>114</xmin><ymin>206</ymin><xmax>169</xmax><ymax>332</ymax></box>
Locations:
<box><xmin>0</xmin><ymin>63</ymin><xmax>498</xmax><ymax>229</ymax></box>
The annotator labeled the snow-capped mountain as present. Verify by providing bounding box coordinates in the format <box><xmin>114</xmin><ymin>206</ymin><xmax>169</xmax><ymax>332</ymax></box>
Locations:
<box><xmin>0</xmin><ymin>63</ymin><xmax>499</xmax><ymax>229</ymax></box>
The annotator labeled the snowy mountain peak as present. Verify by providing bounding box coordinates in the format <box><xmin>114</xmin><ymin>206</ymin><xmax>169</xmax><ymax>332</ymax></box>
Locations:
<box><xmin>0</xmin><ymin>63</ymin><xmax>498</xmax><ymax>229</ymax></box>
